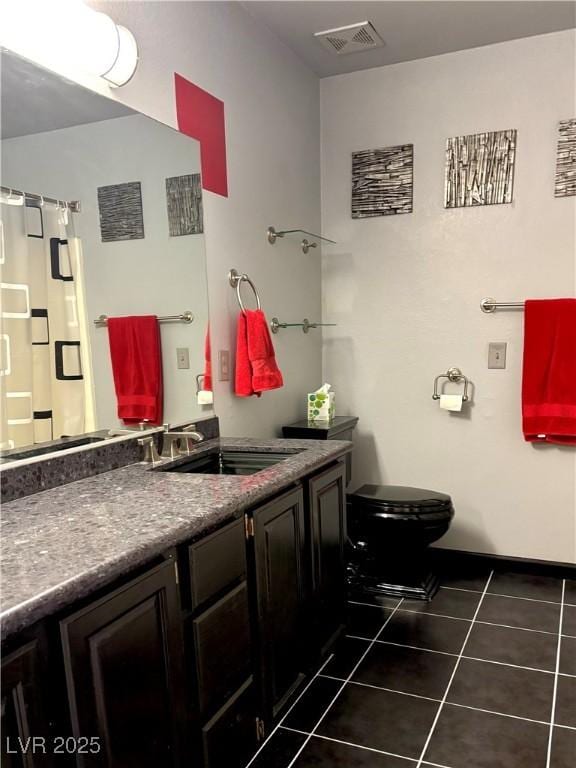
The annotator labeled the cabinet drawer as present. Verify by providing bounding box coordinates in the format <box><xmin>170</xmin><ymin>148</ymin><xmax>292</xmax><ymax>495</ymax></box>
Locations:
<box><xmin>193</xmin><ymin>581</ymin><xmax>251</xmax><ymax>718</ymax></box>
<box><xmin>188</xmin><ymin>519</ymin><xmax>246</xmax><ymax>611</ymax></box>
<box><xmin>201</xmin><ymin>679</ymin><xmax>257</xmax><ymax>768</ymax></box>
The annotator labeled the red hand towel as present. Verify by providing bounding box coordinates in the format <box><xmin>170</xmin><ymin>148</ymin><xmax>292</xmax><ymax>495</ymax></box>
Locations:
<box><xmin>235</xmin><ymin>309</ymin><xmax>283</xmax><ymax>397</ymax></box>
<box><xmin>204</xmin><ymin>327</ymin><xmax>212</xmax><ymax>391</ymax></box>
<box><xmin>522</xmin><ymin>299</ymin><xmax>576</xmax><ymax>444</ymax></box>
<box><xmin>107</xmin><ymin>316</ymin><xmax>163</xmax><ymax>425</ymax></box>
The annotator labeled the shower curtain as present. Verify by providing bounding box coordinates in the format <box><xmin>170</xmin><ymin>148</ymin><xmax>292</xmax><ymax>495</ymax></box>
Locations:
<box><xmin>0</xmin><ymin>194</ymin><xmax>95</xmax><ymax>451</ymax></box>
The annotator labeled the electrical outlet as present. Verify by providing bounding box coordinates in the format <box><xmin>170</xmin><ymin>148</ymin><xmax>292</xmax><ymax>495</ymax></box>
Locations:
<box><xmin>176</xmin><ymin>348</ymin><xmax>190</xmax><ymax>369</ymax></box>
<box><xmin>488</xmin><ymin>342</ymin><xmax>507</xmax><ymax>369</ymax></box>
<box><xmin>219</xmin><ymin>350</ymin><xmax>230</xmax><ymax>381</ymax></box>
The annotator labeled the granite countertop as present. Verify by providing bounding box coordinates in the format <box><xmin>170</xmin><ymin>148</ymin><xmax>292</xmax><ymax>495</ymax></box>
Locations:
<box><xmin>0</xmin><ymin>437</ymin><xmax>351</xmax><ymax>640</ymax></box>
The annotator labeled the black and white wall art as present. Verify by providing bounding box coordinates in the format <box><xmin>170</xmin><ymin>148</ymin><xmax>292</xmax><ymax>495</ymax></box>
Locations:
<box><xmin>165</xmin><ymin>173</ymin><xmax>203</xmax><ymax>236</ymax></box>
<box><xmin>97</xmin><ymin>181</ymin><xmax>145</xmax><ymax>242</ymax></box>
<box><xmin>352</xmin><ymin>144</ymin><xmax>413</xmax><ymax>218</ymax></box>
<box><xmin>554</xmin><ymin>118</ymin><xmax>576</xmax><ymax>197</ymax></box>
<box><xmin>444</xmin><ymin>129</ymin><xmax>516</xmax><ymax>208</ymax></box>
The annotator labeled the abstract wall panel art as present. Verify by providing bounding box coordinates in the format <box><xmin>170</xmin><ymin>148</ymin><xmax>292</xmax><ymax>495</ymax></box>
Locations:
<box><xmin>445</xmin><ymin>129</ymin><xmax>516</xmax><ymax>208</ymax></box>
<box><xmin>97</xmin><ymin>182</ymin><xmax>144</xmax><ymax>242</ymax></box>
<box><xmin>554</xmin><ymin>118</ymin><xmax>576</xmax><ymax>197</ymax></box>
<box><xmin>165</xmin><ymin>173</ymin><xmax>204</xmax><ymax>236</ymax></box>
<box><xmin>352</xmin><ymin>144</ymin><xmax>413</xmax><ymax>218</ymax></box>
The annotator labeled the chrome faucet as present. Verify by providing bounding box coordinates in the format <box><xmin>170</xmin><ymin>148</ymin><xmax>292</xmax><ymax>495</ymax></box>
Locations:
<box><xmin>108</xmin><ymin>422</ymin><xmax>151</xmax><ymax>437</ymax></box>
<box><xmin>161</xmin><ymin>424</ymin><xmax>204</xmax><ymax>459</ymax></box>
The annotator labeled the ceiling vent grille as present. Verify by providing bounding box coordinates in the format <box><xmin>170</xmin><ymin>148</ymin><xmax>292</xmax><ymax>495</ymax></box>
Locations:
<box><xmin>314</xmin><ymin>21</ymin><xmax>384</xmax><ymax>56</ymax></box>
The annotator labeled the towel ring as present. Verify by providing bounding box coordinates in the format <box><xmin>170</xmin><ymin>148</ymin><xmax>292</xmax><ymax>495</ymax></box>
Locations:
<box><xmin>228</xmin><ymin>268</ymin><xmax>261</xmax><ymax>314</ymax></box>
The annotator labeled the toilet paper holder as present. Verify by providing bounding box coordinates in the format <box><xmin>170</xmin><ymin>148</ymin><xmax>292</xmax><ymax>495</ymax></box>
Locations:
<box><xmin>432</xmin><ymin>367</ymin><xmax>469</xmax><ymax>401</ymax></box>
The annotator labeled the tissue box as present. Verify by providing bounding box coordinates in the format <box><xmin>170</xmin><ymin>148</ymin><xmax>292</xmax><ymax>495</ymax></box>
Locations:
<box><xmin>308</xmin><ymin>391</ymin><xmax>335</xmax><ymax>422</ymax></box>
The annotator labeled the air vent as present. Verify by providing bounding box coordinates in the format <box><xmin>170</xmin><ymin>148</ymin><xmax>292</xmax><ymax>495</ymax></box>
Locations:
<box><xmin>314</xmin><ymin>21</ymin><xmax>384</xmax><ymax>56</ymax></box>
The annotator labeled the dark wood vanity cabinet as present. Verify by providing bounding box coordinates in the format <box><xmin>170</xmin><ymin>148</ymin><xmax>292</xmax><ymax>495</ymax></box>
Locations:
<box><xmin>306</xmin><ymin>462</ymin><xmax>347</xmax><ymax>658</ymax></box>
<box><xmin>1</xmin><ymin>639</ymin><xmax>52</xmax><ymax>768</ymax></box>
<box><xmin>247</xmin><ymin>462</ymin><xmax>346</xmax><ymax>727</ymax></box>
<box><xmin>250</xmin><ymin>487</ymin><xmax>307</xmax><ymax>722</ymax></box>
<box><xmin>1</xmin><ymin>457</ymin><xmax>349</xmax><ymax>768</ymax></box>
<box><xmin>59</xmin><ymin>558</ymin><xmax>188</xmax><ymax>768</ymax></box>
<box><xmin>184</xmin><ymin>519</ymin><xmax>258</xmax><ymax>768</ymax></box>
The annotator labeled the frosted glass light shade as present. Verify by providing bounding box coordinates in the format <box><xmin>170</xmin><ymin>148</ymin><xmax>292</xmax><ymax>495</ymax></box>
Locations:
<box><xmin>101</xmin><ymin>25</ymin><xmax>139</xmax><ymax>87</ymax></box>
<box><xmin>0</xmin><ymin>1</ymin><xmax>138</xmax><ymax>87</ymax></box>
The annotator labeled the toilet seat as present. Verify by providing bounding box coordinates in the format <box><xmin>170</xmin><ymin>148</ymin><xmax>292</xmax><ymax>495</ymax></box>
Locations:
<box><xmin>350</xmin><ymin>484</ymin><xmax>453</xmax><ymax>516</ymax></box>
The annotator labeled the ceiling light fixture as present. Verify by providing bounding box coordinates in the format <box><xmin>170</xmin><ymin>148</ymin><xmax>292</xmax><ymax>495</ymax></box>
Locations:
<box><xmin>0</xmin><ymin>0</ymin><xmax>138</xmax><ymax>87</ymax></box>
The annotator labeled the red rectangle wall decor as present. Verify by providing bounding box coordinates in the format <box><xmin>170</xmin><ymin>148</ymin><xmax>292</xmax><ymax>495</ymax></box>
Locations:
<box><xmin>174</xmin><ymin>73</ymin><xmax>228</xmax><ymax>197</ymax></box>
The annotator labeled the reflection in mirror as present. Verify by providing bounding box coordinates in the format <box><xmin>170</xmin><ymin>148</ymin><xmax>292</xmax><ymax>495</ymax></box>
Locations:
<box><xmin>0</xmin><ymin>52</ymin><xmax>212</xmax><ymax>464</ymax></box>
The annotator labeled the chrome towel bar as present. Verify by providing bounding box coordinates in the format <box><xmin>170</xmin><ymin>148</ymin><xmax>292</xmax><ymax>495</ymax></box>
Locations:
<box><xmin>270</xmin><ymin>317</ymin><xmax>337</xmax><ymax>334</ymax></box>
<box><xmin>94</xmin><ymin>311</ymin><xmax>193</xmax><ymax>327</ymax></box>
<box><xmin>481</xmin><ymin>298</ymin><xmax>524</xmax><ymax>313</ymax></box>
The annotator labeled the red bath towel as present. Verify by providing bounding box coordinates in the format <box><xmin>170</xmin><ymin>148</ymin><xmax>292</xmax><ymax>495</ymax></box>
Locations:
<box><xmin>107</xmin><ymin>315</ymin><xmax>163</xmax><ymax>425</ymax></box>
<box><xmin>204</xmin><ymin>327</ymin><xmax>212</xmax><ymax>391</ymax></box>
<box><xmin>522</xmin><ymin>299</ymin><xmax>576</xmax><ymax>444</ymax></box>
<box><xmin>235</xmin><ymin>309</ymin><xmax>283</xmax><ymax>397</ymax></box>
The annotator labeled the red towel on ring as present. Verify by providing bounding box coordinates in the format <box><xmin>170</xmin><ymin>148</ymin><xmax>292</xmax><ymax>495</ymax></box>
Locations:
<box><xmin>522</xmin><ymin>298</ymin><xmax>576</xmax><ymax>444</ymax></box>
<box><xmin>204</xmin><ymin>327</ymin><xmax>212</xmax><ymax>391</ymax></box>
<box><xmin>235</xmin><ymin>309</ymin><xmax>283</xmax><ymax>397</ymax></box>
<box><xmin>107</xmin><ymin>315</ymin><xmax>163</xmax><ymax>425</ymax></box>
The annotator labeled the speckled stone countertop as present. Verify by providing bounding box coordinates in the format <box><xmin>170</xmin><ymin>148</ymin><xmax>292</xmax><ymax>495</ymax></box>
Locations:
<box><xmin>1</xmin><ymin>437</ymin><xmax>351</xmax><ymax>640</ymax></box>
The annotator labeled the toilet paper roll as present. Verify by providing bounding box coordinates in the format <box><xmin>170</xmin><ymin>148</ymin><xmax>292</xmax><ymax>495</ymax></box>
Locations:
<box><xmin>440</xmin><ymin>394</ymin><xmax>463</xmax><ymax>412</ymax></box>
<box><xmin>197</xmin><ymin>390</ymin><xmax>213</xmax><ymax>405</ymax></box>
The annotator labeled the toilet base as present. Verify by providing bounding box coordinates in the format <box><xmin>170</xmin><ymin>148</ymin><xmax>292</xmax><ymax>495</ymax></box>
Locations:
<box><xmin>347</xmin><ymin>555</ymin><xmax>440</xmax><ymax>601</ymax></box>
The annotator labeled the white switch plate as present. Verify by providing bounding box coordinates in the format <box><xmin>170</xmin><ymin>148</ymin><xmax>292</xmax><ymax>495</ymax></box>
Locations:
<box><xmin>176</xmin><ymin>348</ymin><xmax>190</xmax><ymax>369</ymax></box>
<box><xmin>488</xmin><ymin>342</ymin><xmax>507</xmax><ymax>369</ymax></box>
<box><xmin>219</xmin><ymin>350</ymin><xmax>230</xmax><ymax>381</ymax></box>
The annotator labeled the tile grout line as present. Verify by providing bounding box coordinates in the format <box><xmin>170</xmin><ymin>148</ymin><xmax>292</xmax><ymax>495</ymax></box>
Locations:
<box><xmin>279</xmin><ymin>726</ymin><xmax>454</xmax><ymax>768</ymax></box>
<box><xmin>442</xmin><ymin>585</ymin><xmax>571</xmax><ymax>606</ymax></box>
<box><xmin>243</xmin><ymin>652</ymin><xmax>335</xmax><ymax>768</ymax></box>
<box><xmin>545</xmin><ymin>579</ymin><xmax>566</xmax><ymax>768</ymax></box>
<box><xmin>316</xmin><ymin>673</ymin><xmax>568</xmax><ymax>728</ymax></box>
<box><xmin>345</xmin><ymin>635</ymin><xmax>459</xmax><ymax>656</ymax></box>
<box><xmin>350</xmin><ymin>607</ymin><xmax>562</xmax><ymax>634</ymax></box>
<box><xmin>344</xmin><ymin>636</ymin><xmax>568</xmax><ymax>676</ymax></box>
<box><xmin>351</xmin><ymin>587</ymin><xmax>572</xmax><ymax>607</ymax></box>
<box><xmin>284</xmin><ymin>599</ymin><xmax>405</xmax><ymax>768</ymax></box>
<box><xmin>415</xmin><ymin>569</ymin><xmax>494</xmax><ymax>768</ymax></box>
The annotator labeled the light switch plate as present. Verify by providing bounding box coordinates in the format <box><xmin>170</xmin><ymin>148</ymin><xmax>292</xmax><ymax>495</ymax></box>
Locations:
<box><xmin>219</xmin><ymin>350</ymin><xmax>230</xmax><ymax>381</ymax></box>
<box><xmin>176</xmin><ymin>348</ymin><xmax>190</xmax><ymax>369</ymax></box>
<box><xmin>488</xmin><ymin>342</ymin><xmax>507</xmax><ymax>369</ymax></box>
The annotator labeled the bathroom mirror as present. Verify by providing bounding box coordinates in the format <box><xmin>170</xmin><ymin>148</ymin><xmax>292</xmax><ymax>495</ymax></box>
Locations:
<box><xmin>0</xmin><ymin>51</ymin><xmax>212</xmax><ymax>464</ymax></box>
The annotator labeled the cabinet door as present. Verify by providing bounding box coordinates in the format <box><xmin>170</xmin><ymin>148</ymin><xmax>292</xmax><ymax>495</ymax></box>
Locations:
<box><xmin>252</xmin><ymin>487</ymin><xmax>306</xmax><ymax>720</ymax></box>
<box><xmin>201</xmin><ymin>679</ymin><xmax>257</xmax><ymax>768</ymax></box>
<box><xmin>1</xmin><ymin>641</ymin><xmax>50</xmax><ymax>768</ymax></box>
<box><xmin>307</xmin><ymin>462</ymin><xmax>347</xmax><ymax>656</ymax></box>
<box><xmin>60</xmin><ymin>560</ymin><xmax>187</xmax><ymax>767</ymax></box>
<box><xmin>192</xmin><ymin>582</ymin><xmax>251</xmax><ymax>719</ymax></box>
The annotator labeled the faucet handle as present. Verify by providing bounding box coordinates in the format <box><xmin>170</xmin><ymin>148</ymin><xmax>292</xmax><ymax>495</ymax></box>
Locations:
<box><xmin>137</xmin><ymin>436</ymin><xmax>162</xmax><ymax>465</ymax></box>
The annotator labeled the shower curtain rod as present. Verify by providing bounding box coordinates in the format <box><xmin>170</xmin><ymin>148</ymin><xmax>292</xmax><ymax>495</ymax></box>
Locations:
<box><xmin>0</xmin><ymin>186</ymin><xmax>81</xmax><ymax>213</ymax></box>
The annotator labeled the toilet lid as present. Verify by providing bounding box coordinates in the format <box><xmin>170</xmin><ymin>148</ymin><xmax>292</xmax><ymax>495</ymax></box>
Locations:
<box><xmin>350</xmin><ymin>484</ymin><xmax>453</xmax><ymax>514</ymax></box>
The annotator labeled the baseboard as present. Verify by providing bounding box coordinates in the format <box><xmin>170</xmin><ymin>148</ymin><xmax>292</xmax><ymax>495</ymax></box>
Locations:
<box><xmin>430</xmin><ymin>546</ymin><xmax>576</xmax><ymax>580</ymax></box>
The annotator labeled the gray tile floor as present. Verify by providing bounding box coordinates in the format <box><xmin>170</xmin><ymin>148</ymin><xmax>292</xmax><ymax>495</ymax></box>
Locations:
<box><xmin>245</xmin><ymin>567</ymin><xmax>576</xmax><ymax>768</ymax></box>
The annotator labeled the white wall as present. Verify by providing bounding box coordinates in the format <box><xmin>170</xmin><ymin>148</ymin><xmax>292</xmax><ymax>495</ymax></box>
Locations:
<box><xmin>2</xmin><ymin>115</ymin><xmax>210</xmax><ymax>428</ymax></box>
<box><xmin>84</xmin><ymin>0</ymin><xmax>323</xmax><ymax>437</ymax></box>
<box><xmin>321</xmin><ymin>31</ymin><xmax>576</xmax><ymax>563</ymax></box>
